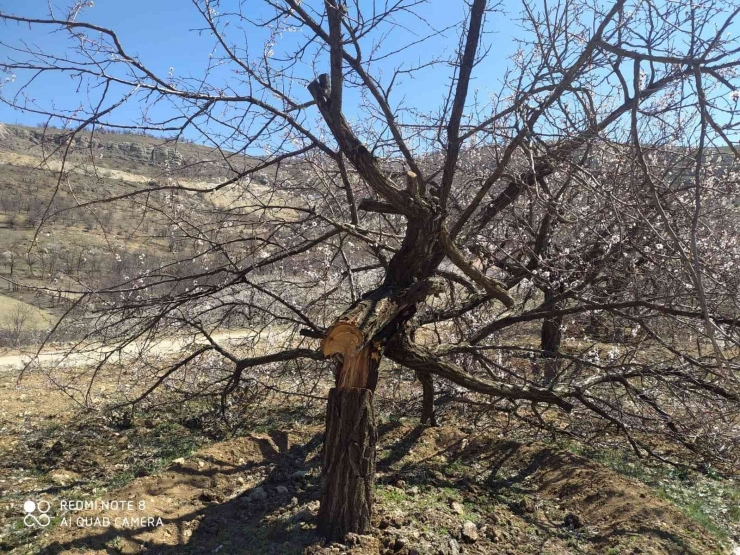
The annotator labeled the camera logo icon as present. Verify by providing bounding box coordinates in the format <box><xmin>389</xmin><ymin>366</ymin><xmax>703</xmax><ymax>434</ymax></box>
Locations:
<box><xmin>23</xmin><ymin>500</ymin><xmax>51</xmax><ymax>528</ymax></box>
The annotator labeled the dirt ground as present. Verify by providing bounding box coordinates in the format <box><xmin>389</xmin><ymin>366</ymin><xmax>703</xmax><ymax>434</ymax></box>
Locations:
<box><xmin>0</xmin><ymin>365</ymin><xmax>737</xmax><ymax>555</ymax></box>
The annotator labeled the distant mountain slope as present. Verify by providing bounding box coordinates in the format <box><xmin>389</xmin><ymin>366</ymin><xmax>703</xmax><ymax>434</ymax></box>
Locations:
<box><xmin>0</xmin><ymin>122</ymin><xmax>262</xmax><ymax>181</ymax></box>
<box><xmin>0</xmin><ymin>123</ymin><xmax>290</xmax><ymax>346</ymax></box>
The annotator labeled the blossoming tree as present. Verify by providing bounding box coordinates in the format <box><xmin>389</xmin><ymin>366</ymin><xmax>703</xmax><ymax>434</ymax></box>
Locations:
<box><xmin>1</xmin><ymin>0</ymin><xmax>739</xmax><ymax>540</ymax></box>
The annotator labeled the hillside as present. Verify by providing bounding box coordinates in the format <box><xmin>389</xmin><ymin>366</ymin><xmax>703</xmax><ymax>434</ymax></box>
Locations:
<box><xmin>0</xmin><ymin>123</ymin><xmax>738</xmax><ymax>555</ymax></box>
<box><xmin>0</xmin><ymin>123</ymin><xmax>280</xmax><ymax>346</ymax></box>
<box><xmin>0</xmin><ymin>122</ymin><xmax>262</xmax><ymax>179</ymax></box>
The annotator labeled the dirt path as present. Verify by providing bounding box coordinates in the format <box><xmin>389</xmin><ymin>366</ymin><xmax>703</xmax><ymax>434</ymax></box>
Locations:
<box><xmin>0</xmin><ymin>328</ymin><xmax>288</xmax><ymax>372</ymax></box>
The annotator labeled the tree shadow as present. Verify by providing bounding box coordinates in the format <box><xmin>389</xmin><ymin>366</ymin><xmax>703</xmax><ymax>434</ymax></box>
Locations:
<box><xmin>38</xmin><ymin>431</ymin><xmax>326</xmax><ymax>555</ymax></box>
<box><xmin>376</xmin><ymin>421</ymin><xmax>424</xmax><ymax>473</ymax></box>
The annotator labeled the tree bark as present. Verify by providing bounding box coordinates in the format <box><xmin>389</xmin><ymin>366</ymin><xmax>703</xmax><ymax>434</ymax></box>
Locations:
<box><xmin>317</xmin><ymin>387</ymin><xmax>377</xmax><ymax>542</ymax></box>
<box><xmin>317</xmin><ymin>280</ymin><xmax>444</xmax><ymax>539</ymax></box>
<box><xmin>540</xmin><ymin>288</ymin><xmax>563</xmax><ymax>384</ymax></box>
<box><xmin>417</xmin><ymin>370</ymin><xmax>437</xmax><ymax>426</ymax></box>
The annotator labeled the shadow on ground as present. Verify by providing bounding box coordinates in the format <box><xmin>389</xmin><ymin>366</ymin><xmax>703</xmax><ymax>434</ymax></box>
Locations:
<box><xmin>22</xmin><ymin>422</ymin><xmax>726</xmax><ymax>555</ymax></box>
<box><xmin>38</xmin><ymin>430</ymin><xmax>326</xmax><ymax>555</ymax></box>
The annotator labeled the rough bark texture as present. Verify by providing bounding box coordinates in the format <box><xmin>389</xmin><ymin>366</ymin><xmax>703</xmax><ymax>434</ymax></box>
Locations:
<box><xmin>316</xmin><ymin>280</ymin><xmax>444</xmax><ymax>538</ymax></box>
<box><xmin>418</xmin><ymin>370</ymin><xmax>437</xmax><ymax>426</ymax></box>
<box><xmin>318</xmin><ymin>387</ymin><xmax>377</xmax><ymax>542</ymax></box>
<box><xmin>540</xmin><ymin>288</ymin><xmax>563</xmax><ymax>383</ymax></box>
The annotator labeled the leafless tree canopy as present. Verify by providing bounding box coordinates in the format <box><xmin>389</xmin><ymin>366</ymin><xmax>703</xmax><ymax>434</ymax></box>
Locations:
<box><xmin>1</xmin><ymin>0</ymin><xmax>739</xmax><ymax>475</ymax></box>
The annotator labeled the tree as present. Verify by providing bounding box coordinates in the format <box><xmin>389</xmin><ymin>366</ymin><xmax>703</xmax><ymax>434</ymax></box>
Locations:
<box><xmin>1</xmin><ymin>249</ymin><xmax>16</xmax><ymax>290</ymax></box>
<box><xmin>1</xmin><ymin>0</ymin><xmax>739</xmax><ymax>542</ymax></box>
<box><xmin>1</xmin><ymin>303</ymin><xmax>33</xmax><ymax>347</ymax></box>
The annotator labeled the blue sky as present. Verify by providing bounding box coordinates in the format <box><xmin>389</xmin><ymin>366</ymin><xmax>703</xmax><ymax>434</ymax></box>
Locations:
<box><xmin>0</xmin><ymin>0</ymin><xmax>521</xmax><ymax>139</ymax></box>
<box><xmin>1</xmin><ymin>1</ymin><xmax>737</xmax><ymax>150</ymax></box>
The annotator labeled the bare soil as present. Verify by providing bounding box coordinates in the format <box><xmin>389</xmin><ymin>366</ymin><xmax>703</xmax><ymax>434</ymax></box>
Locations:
<box><xmin>0</xmin><ymin>364</ymin><xmax>734</xmax><ymax>555</ymax></box>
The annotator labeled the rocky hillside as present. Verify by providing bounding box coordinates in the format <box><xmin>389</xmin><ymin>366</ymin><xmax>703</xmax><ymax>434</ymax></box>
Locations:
<box><xmin>0</xmin><ymin>122</ymin><xmax>262</xmax><ymax>181</ymax></box>
<box><xmin>0</xmin><ymin>122</ymin><xmax>273</xmax><ymax>346</ymax></box>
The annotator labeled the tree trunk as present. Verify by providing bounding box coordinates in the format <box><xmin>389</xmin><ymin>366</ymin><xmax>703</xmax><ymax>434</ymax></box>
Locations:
<box><xmin>317</xmin><ymin>289</ymin><xmax>395</xmax><ymax>541</ymax></box>
<box><xmin>540</xmin><ymin>288</ymin><xmax>563</xmax><ymax>384</ymax></box>
<box><xmin>417</xmin><ymin>370</ymin><xmax>437</xmax><ymax>426</ymax></box>
<box><xmin>317</xmin><ymin>387</ymin><xmax>377</xmax><ymax>541</ymax></box>
<box><xmin>317</xmin><ymin>280</ymin><xmax>443</xmax><ymax>540</ymax></box>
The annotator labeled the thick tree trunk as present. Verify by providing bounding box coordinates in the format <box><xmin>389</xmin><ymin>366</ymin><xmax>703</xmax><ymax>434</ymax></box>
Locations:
<box><xmin>317</xmin><ymin>387</ymin><xmax>377</xmax><ymax>541</ymax></box>
<box><xmin>317</xmin><ymin>289</ymin><xmax>396</xmax><ymax>541</ymax></box>
<box><xmin>540</xmin><ymin>288</ymin><xmax>563</xmax><ymax>384</ymax></box>
<box><xmin>317</xmin><ymin>281</ymin><xmax>443</xmax><ymax>540</ymax></box>
<box><xmin>417</xmin><ymin>370</ymin><xmax>437</xmax><ymax>426</ymax></box>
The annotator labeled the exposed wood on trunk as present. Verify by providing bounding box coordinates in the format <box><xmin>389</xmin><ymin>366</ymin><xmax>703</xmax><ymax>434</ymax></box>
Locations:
<box><xmin>334</xmin><ymin>342</ymin><xmax>380</xmax><ymax>389</ymax></box>
<box><xmin>321</xmin><ymin>280</ymin><xmax>445</xmax><ymax>389</ymax></box>
<box><xmin>405</xmin><ymin>170</ymin><xmax>420</xmax><ymax>197</ymax></box>
<box><xmin>318</xmin><ymin>387</ymin><xmax>376</xmax><ymax>542</ymax></box>
<box><xmin>321</xmin><ymin>290</ymin><xmax>399</xmax><ymax>389</ymax></box>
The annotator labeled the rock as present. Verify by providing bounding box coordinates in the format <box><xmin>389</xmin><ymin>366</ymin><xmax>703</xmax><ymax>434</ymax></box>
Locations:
<box><xmin>461</xmin><ymin>521</ymin><xmax>478</xmax><ymax>543</ymax></box>
<box><xmin>450</xmin><ymin>501</ymin><xmax>464</xmax><ymax>515</ymax></box>
<box><xmin>171</xmin><ymin>457</ymin><xmax>186</xmax><ymax>466</ymax></box>
<box><xmin>563</xmin><ymin>513</ymin><xmax>582</xmax><ymax>529</ymax></box>
<box><xmin>394</xmin><ymin>537</ymin><xmax>407</xmax><ymax>551</ymax></box>
<box><xmin>199</xmin><ymin>491</ymin><xmax>220</xmax><ymax>503</ymax></box>
<box><xmin>276</xmin><ymin>485</ymin><xmax>289</xmax><ymax>494</ymax></box>
<box><xmin>292</xmin><ymin>470</ymin><xmax>308</xmax><ymax>479</ymax></box>
<box><xmin>293</xmin><ymin>509</ymin><xmax>312</xmax><ymax>522</ymax></box>
<box><xmin>48</xmin><ymin>440</ymin><xmax>65</xmax><ymax>457</ymax></box>
<box><xmin>513</xmin><ymin>498</ymin><xmax>534</xmax><ymax>514</ymax></box>
<box><xmin>447</xmin><ymin>538</ymin><xmax>460</xmax><ymax>555</ymax></box>
<box><xmin>50</xmin><ymin>472</ymin><xmax>74</xmax><ymax>486</ymax></box>
<box><xmin>151</xmin><ymin>146</ymin><xmax>182</xmax><ymax>165</ymax></box>
<box><xmin>250</xmin><ymin>486</ymin><xmax>268</xmax><ymax>501</ymax></box>
<box><xmin>345</xmin><ymin>533</ymin><xmax>370</xmax><ymax>546</ymax></box>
